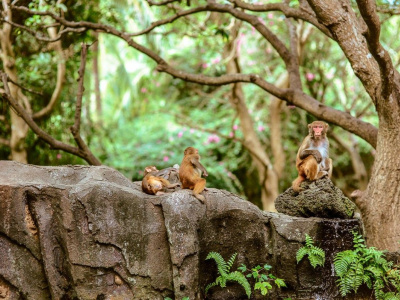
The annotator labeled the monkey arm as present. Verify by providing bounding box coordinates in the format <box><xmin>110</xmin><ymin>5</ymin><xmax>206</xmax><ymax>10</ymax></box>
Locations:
<box><xmin>190</xmin><ymin>158</ymin><xmax>208</xmax><ymax>177</ymax></box>
<box><xmin>299</xmin><ymin>149</ymin><xmax>322</xmax><ymax>163</ymax></box>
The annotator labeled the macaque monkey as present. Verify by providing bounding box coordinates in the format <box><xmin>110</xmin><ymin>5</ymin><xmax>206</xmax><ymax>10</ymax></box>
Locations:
<box><xmin>292</xmin><ymin>121</ymin><xmax>332</xmax><ymax>192</ymax></box>
<box><xmin>179</xmin><ymin>147</ymin><xmax>208</xmax><ymax>203</ymax></box>
<box><xmin>141</xmin><ymin>166</ymin><xmax>179</xmax><ymax>195</ymax></box>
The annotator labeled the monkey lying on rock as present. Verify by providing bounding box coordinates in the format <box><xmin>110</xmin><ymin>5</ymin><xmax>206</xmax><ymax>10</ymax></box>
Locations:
<box><xmin>141</xmin><ymin>166</ymin><xmax>180</xmax><ymax>195</ymax></box>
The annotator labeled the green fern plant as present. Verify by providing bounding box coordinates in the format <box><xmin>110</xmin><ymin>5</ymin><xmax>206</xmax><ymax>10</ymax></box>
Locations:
<box><xmin>205</xmin><ymin>252</ymin><xmax>252</xmax><ymax>298</ymax></box>
<box><xmin>296</xmin><ymin>234</ymin><xmax>326</xmax><ymax>268</ymax></box>
<box><xmin>334</xmin><ymin>231</ymin><xmax>400</xmax><ymax>300</ymax></box>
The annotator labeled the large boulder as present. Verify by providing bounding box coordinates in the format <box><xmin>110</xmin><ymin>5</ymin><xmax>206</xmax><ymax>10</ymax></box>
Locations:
<box><xmin>275</xmin><ymin>177</ymin><xmax>357</xmax><ymax>219</ymax></box>
<box><xmin>0</xmin><ymin>161</ymin><xmax>369</xmax><ymax>299</ymax></box>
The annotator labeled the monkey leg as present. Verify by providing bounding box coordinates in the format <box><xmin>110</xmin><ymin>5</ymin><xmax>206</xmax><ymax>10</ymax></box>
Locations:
<box><xmin>292</xmin><ymin>156</ymin><xmax>319</xmax><ymax>192</ymax></box>
<box><xmin>292</xmin><ymin>175</ymin><xmax>306</xmax><ymax>192</ymax></box>
<box><xmin>302</xmin><ymin>155</ymin><xmax>319</xmax><ymax>180</ymax></box>
<box><xmin>192</xmin><ymin>178</ymin><xmax>206</xmax><ymax>203</ymax></box>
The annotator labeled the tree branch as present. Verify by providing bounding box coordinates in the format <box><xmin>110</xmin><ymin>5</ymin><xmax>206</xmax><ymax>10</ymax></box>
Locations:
<box><xmin>356</xmin><ymin>0</ymin><xmax>396</xmax><ymax>100</ymax></box>
<box><xmin>230</xmin><ymin>0</ymin><xmax>332</xmax><ymax>38</ymax></box>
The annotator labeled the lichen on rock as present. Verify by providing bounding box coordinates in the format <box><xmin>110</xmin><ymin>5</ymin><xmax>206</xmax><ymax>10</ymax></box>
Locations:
<box><xmin>275</xmin><ymin>177</ymin><xmax>357</xmax><ymax>219</ymax></box>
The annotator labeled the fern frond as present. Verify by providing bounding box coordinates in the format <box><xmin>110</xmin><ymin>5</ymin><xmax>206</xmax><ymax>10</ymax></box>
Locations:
<box><xmin>227</xmin><ymin>253</ymin><xmax>238</xmax><ymax>270</ymax></box>
<box><xmin>205</xmin><ymin>281</ymin><xmax>218</xmax><ymax>295</ymax></box>
<box><xmin>296</xmin><ymin>247</ymin><xmax>308</xmax><ymax>263</ymax></box>
<box><xmin>206</xmin><ymin>252</ymin><xmax>229</xmax><ymax>276</ymax></box>
<box><xmin>226</xmin><ymin>271</ymin><xmax>252</xmax><ymax>299</ymax></box>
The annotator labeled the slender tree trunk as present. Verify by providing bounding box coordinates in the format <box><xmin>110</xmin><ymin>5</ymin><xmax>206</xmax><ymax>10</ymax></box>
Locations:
<box><xmin>224</xmin><ymin>21</ymin><xmax>278</xmax><ymax>212</ymax></box>
<box><xmin>0</xmin><ymin>1</ymin><xmax>29</xmax><ymax>163</ymax></box>
<box><xmin>92</xmin><ymin>32</ymin><xmax>102</xmax><ymax>125</ymax></box>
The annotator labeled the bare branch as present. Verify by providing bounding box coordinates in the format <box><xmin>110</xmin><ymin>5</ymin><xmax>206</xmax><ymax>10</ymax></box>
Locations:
<box><xmin>1</xmin><ymin>76</ymin><xmax>43</xmax><ymax>96</ymax></box>
<box><xmin>129</xmin><ymin>6</ymin><xmax>209</xmax><ymax>36</ymax></box>
<box><xmin>146</xmin><ymin>0</ymin><xmax>180</xmax><ymax>6</ymax></box>
<box><xmin>69</xmin><ymin>43</ymin><xmax>101</xmax><ymax>166</ymax></box>
<box><xmin>1</xmin><ymin>18</ymin><xmax>85</xmax><ymax>42</ymax></box>
<box><xmin>230</xmin><ymin>0</ymin><xmax>332</xmax><ymax>38</ymax></box>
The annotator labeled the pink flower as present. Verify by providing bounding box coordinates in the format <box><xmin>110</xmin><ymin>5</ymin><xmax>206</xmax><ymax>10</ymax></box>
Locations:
<box><xmin>190</xmin><ymin>129</ymin><xmax>195</xmax><ymax>134</ymax></box>
<box><xmin>211</xmin><ymin>57</ymin><xmax>221</xmax><ymax>64</ymax></box>
<box><xmin>258</xmin><ymin>125</ymin><xmax>265</xmax><ymax>132</ymax></box>
<box><xmin>233</xmin><ymin>124</ymin><xmax>239</xmax><ymax>130</ymax></box>
<box><xmin>208</xmin><ymin>134</ymin><xmax>221</xmax><ymax>143</ymax></box>
<box><xmin>202</xmin><ymin>63</ymin><xmax>208</xmax><ymax>68</ymax></box>
<box><xmin>229</xmin><ymin>132</ymin><xmax>234</xmax><ymax>138</ymax></box>
<box><xmin>326</xmin><ymin>72</ymin><xmax>334</xmax><ymax>79</ymax></box>
<box><xmin>177</xmin><ymin>131</ymin><xmax>183</xmax><ymax>138</ymax></box>
<box><xmin>56</xmin><ymin>154</ymin><xmax>62</xmax><ymax>159</ymax></box>
<box><xmin>268</xmin><ymin>13</ymin><xmax>274</xmax><ymax>19</ymax></box>
<box><xmin>141</xmin><ymin>87</ymin><xmax>147</xmax><ymax>93</ymax></box>
<box><xmin>306</xmin><ymin>73</ymin><xmax>315</xmax><ymax>81</ymax></box>
<box><xmin>138</xmin><ymin>170</ymin><xmax>143</xmax><ymax>175</ymax></box>
<box><xmin>163</xmin><ymin>156</ymin><xmax>169</xmax><ymax>162</ymax></box>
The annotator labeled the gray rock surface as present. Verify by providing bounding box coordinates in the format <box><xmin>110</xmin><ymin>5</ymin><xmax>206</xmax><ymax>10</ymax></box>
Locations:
<box><xmin>275</xmin><ymin>177</ymin><xmax>357</xmax><ymax>219</ymax></box>
<box><xmin>0</xmin><ymin>161</ymin><xmax>369</xmax><ymax>299</ymax></box>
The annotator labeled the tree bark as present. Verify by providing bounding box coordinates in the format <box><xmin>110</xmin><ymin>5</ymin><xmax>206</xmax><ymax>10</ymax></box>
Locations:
<box><xmin>0</xmin><ymin>0</ymin><xmax>29</xmax><ymax>163</ymax></box>
<box><xmin>306</xmin><ymin>0</ymin><xmax>400</xmax><ymax>250</ymax></box>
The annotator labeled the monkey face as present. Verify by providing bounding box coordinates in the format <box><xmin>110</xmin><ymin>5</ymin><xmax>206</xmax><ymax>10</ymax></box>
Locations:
<box><xmin>308</xmin><ymin>121</ymin><xmax>328</xmax><ymax>138</ymax></box>
<box><xmin>312</xmin><ymin>125</ymin><xmax>324</xmax><ymax>137</ymax></box>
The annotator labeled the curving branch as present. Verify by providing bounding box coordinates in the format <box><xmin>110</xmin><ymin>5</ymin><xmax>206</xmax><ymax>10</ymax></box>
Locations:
<box><xmin>1</xmin><ymin>18</ymin><xmax>86</xmax><ymax>42</ymax></box>
<box><xmin>230</xmin><ymin>0</ymin><xmax>332</xmax><ymax>38</ymax></box>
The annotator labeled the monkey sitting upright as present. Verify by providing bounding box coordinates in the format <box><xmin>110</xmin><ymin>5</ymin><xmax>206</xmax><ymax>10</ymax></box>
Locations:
<box><xmin>179</xmin><ymin>146</ymin><xmax>208</xmax><ymax>203</ymax></box>
<box><xmin>141</xmin><ymin>166</ymin><xmax>180</xmax><ymax>195</ymax></box>
<box><xmin>292</xmin><ymin>121</ymin><xmax>332</xmax><ymax>192</ymax></box>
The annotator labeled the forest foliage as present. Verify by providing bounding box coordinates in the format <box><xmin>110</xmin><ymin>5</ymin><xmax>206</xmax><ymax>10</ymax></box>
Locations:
<box><xmin>1</xmin><ymin>0</ymin><xmax>400</xmax><ymax>207</ymax></box>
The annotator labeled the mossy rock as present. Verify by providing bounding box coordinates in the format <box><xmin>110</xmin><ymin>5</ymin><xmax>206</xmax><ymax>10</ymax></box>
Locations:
<box><xmin>275</xmin><ymin>177</ymin><xmax>356</xmax><ymax>219</ymax></box>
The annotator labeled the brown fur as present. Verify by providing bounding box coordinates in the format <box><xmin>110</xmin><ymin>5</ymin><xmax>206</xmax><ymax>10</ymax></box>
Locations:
<box><xmin>179</xmin><ymin>147</ymin><xmax>208</xmax><ymax>203</ymax></box>
<box><xmin>141</xmin><ymin>166</ymin><xmax>179</xmax><ymax>195</ymax></box>
<box><xmin>292</xmin><ymin>121</ymin><xmax>332</xmax><ymax>192</ymax></box>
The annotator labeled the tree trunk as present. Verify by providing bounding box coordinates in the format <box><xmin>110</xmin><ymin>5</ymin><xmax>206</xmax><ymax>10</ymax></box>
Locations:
<box><xmin>224</xmin><ymin>21</ymin><xmax>278</xmax><ymax>212</ymax></box>
<box><xmin>0</xmin><ymin>1</ymin><xmax>29</xmax><ymax>163</ymax></box>
<box><xmin>306</xmin><ymin>0</ymin><xmax>400</xmax><ymax>251</ymax></box>
<box><xmin>359</xmin><ymin>116</ymin><xmax>400</xmax><ymax>251</ymax></box>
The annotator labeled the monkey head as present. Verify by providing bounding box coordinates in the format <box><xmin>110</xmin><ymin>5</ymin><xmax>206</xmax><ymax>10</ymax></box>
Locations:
<box><xmin>308</xmin><ymin>121</ymin><xmax>329</xmax><ymax>139</ymax></box>
<box><xmin>144</xmin><ymin>165</ymin><xmax>158</xmax><ymax>176</ymax></box>
<box><xmin>184</xmin><ymin>147</ymin><xmax>198</xmax><ymax>155</ymax></box>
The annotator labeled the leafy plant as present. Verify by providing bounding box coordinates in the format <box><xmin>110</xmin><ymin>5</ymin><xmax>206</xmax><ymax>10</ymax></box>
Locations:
<box><xmin>205</xmin><ymin>252</ymin><xmax>286</xmax><ymax>298</ymax></box>
<box><xmin>205</xmin><ymin>252</ymin><xmax>252</xmax><ymax>298</ymax></box>
<box><xmin>238</xmin><ymin>263</ymin><xmax>286</xmax><ymax>296</ymax></box>
<box><xmin>296</xmin><ymin>234</ymin><xmax>326</xmax><ymax>268</ymax></box>
<box><xmin>334</xmin><ymin>231</ymin><xmax>400</xmax><ymax>299</ymax></box>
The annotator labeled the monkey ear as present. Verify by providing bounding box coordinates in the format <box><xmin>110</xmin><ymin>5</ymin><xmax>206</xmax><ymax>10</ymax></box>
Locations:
<box><xmin>325</xmin><ymin>123</ymin><xmax>329</xmax><ymax>131</ymax></box>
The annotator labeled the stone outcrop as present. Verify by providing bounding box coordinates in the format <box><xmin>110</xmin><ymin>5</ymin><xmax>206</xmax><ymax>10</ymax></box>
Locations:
<box><xmin>0</xmin><ymin>161</ymin><xmax>370</xmax><ymax>299</ymax></box>
<box><xmin>275</xmin><ymin>177</ymin><xmax>357</xmax><ymax>219</ymax></box>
